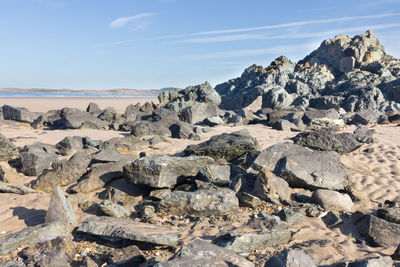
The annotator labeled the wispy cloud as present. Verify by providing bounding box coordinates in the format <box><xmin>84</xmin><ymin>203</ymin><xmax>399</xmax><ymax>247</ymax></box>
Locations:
<box><xmin>186</xmin><ymin>42</ymin><xmax>319</xmax><ymax>60</ymax></box>
<box><xmin>109</xmin><ymin>13</ymin><xmax>155</xmax><ymax>29</ymax></box>
<box><xmin>178</xmin><ymin>23</ymin><xmax>400</xmax><ymax>43</ymax></box>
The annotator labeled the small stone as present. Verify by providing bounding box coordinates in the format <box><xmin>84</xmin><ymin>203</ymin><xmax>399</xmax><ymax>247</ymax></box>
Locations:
<box><xmin>100</xmin><ymin>200</ymin><xmax>130</xmax><ymax>218</ymax></box>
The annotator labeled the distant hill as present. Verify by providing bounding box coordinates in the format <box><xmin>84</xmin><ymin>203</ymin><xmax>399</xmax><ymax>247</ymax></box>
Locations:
<box><xmin>0</xmin><ymin>88</ymin><xmax>165</xmax><ymax>96</ymax></box>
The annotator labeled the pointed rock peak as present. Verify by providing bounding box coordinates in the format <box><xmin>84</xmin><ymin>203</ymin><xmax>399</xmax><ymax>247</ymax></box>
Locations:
<box><xmin>45</xmin><ymin>185</ymin><xmax>76</xmax><ymax>225</ymax></box>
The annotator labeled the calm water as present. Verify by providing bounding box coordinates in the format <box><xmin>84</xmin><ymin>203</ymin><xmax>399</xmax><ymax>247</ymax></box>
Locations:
<box><xmin>0</xmin><ymin>92</ymin><xmax>157</xmax><ymax>98</ymax></box>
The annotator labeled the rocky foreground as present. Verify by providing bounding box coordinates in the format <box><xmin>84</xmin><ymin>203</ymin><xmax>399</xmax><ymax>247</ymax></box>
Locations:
<box><xmin>0</xmin><ymin>30</ymin><xmax>400</xmax><ymax>266</ymax></box>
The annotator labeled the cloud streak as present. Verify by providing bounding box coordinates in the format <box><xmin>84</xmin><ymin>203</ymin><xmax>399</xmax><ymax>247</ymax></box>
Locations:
<box><xmin>110</xmin><ymin>13</ymin><xmax>155</xmax><ymax>29</ymax></box>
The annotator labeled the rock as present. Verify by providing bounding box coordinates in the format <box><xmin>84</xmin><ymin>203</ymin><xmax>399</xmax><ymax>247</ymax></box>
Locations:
<box><xmin>99</xmin><ymin>200</ymin><xmax>130</xmax><ymax>218</ymax></box>
<box><xmin>100</xmin><ymin>135</ymin><xmax>148</xmax><ymax>153</ymax></box>
<box><xmin>214</xmin><ymin>229</ymin><xmax>291</xmax><ymax>253</ymax></box>
<box><xmin>275</xmin><ymin>149</ymin><xmax>349</xmax><ymax>191</ymax></box>
<box><xmin>20</xmin><ymin>149</ymin><xmax>58</xmax><ymax>176</ymax></box>
<box><xmin>350</xmin><ymin>109</ymin><xmax>382</xmax><ymax>125</ymax></box>
<box><xmin>292</xmin><ymin>129</ymin><xmax>363</xmax><ymax>154</ymax></box>
<box><xmin>91</xmin><ymin>149</ymin><xmax>132</xmax><ymax>163</ymax></box>
<box><xmin>2</xmin><ymin>105</ymin><xmax>38</xmax><ymax>123</ymax></box>
<box><xmin>140</xmin><ymin>205</ymin><xmax>155</xmax><ymax>219</ymax></box>
<box><xmin>322</xmin><ymin>211</ymin><xmax>343</xmax><ymax>228</ymax></box>
<box><xmin>155</xmin><ymin>239</ymin><xmax>254</xmax><ymax>267</ymax></box>
<box><xmin>377</xmin><ymin>207</ymin><xmax>400</xmax><ymax>224</ymax></box>
<box><xmin>124</xmin><ymin>155</ymin><xmax>215</xmax><ymax>188</ymax></box>
<box><xmin>312</xmin><ymin>189</ymin><xmax>353</xmax><ymax>212</ymax></box>
<box><xmin>180</xmin><ymin>103</ymin><xmax>222</xmax><ymax>125</ymax></box>
<box><xmin>184</xmin><ymin>130</ymin><xmax>259</xmax><ymax>162</ymax></box>
<box><xmin>149</xmin><ymin>188</ymin><xmax>171</xmax><ymax>200</ymax></box>
<box><xmin>0</xmin><ymin>133</ymin><xmax>19</xmax><ymax>160</ymax></box>
<box><xmin>237</xmin><ymin>192</ymin><xmax>263</xmax><ymax>208</ymax></box>
<box><xmin>302</xmin><ymin>108</ymin><xmax>340</xmax><ymax>125</ymax></box>
<box><xmin>130</xmin><ymin>121</ymin><xmax>171</xmax><ymax>137</ymax></box>
<box><xmin>340</xmin><ymin>56</ymin><xmax>356</xmax><ymax>73</ymax></box>
<box><xmin>246</xmin><ymin>213</ymin><xmax>289</xmax><ymax>230</ymax></box>
<box><xmin>0</xmin><ymin>181</ymin><xmax>37</xmax><ymax>194</ymax></box>
<box><xmin>197</xmin><ymin>164</ymin><xmax>235</xmax><ymax>186</ymax></box>
<box><xmin>86</xmin><ymin>102</ymin><xmax>101</xmax><ymax>113</ymax></box>
<box><xmin>253</xmin><ymin>168</ymin><xmax>290</xmax><ymax>203</ymax></box>
<box><xmin>0</xmin><ymin>222</ymin><xmax>70</xmax><ymax>256</ymax></box>
<box><xmin>356</xmin><ymin>213</ymin><xmax>400</xmax><ymax>247</ymax></box>
<box><xmin>276</xmin><ymin>207</ymin><xmax>304</xmax><ymax>225</ymax></box>
<box><xmin>71</xmin><ymin>161</ymin><xmax>126</xmax><ymax>194</ymax></box>
<box><xmin>266</xmin><ymin>248</ymin><xmax>317</xmax><ymax>267</ymax></box>
<box><xmin>170</xmin><ymin>121</ymin><xmax>194</xmax><ymax>139</ymax></box>
<box><xmin>55</xmin><ymin>136</ymin><xmax>84</xmax><ymax>155</ymax></box>
<box><xmin>348</xmin><ymin>256</ymin><xmax>393</xmax><ymax>267</ymax></box>
<box><xmin>0</xmin><ymin>166</ymin><xmax>4</xmax><ymax>182</ymax></box>
<box><xmin>392</xmin><ymin>244</ymin><xmax>400</xmax><ymax>260</ymax></box>
<box><xmin>33</xmin><ymin>151</ymin><xmax>91</xmax><ymax>192</ymax></box>
<box><xmin>77</xmin><ymin>216</ymin><xmax>181</xmax><ymax>247</ymax></box>
<box><xmin>159</xmin><ymin>188</ymin><xmax>239</xmax><ymax>216</ymax></box>
<box><xmin>60</xmin><ymin>109</ymin><xmax>107</xmax><ymax>129</ymax></box>
<box><xmin>262</xmin><ymin>86</ymin><xmax>294</xmax><ymax>110</ymax></box>
<box><xmin>272</xmin><ymin>119</ymin><xmax>298</xmax><ymax>131</ymax></box>
<box><xmin>45</xmin><ymin>185</ymin><xmax>76</xmax><ymax>225</ymax></box>
<box><xmin>203</xmin><ymin>116</ymin><xmax>225</xmax><ymax>126</ymax></box>
<box><xmin>106</xmin><ymin>244</ymin><xmax>146</xmax><ymax>266</ymax></box>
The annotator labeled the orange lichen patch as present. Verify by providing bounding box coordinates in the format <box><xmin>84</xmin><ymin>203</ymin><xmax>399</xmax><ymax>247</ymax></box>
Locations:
<box><xmin>288</xmin><ymin>158</ymin><xmax>297</xmax><ymax>166</ymax></box>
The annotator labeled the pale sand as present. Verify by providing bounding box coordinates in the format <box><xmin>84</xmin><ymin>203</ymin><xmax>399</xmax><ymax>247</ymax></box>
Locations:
<box><xmin>0</xmin><ymin>98</ymin><xmax>399</xmax><ymax>263</ymax></box>
<box><xmin>0</xmin><ymin>97</ymin><xmax>158</xmax><ymax>113</ymax></box>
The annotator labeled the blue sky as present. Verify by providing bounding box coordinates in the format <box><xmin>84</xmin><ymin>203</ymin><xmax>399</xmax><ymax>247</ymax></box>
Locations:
<box><xmin>0</xmin><ymin>0</ymin><xmax>399</xmax><ymax>90</ymax></box>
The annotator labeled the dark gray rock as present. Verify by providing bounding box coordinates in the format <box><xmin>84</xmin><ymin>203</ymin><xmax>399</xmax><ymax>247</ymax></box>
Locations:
<box><xmin>100</xmin><ymin>135</ymin><xmax>148</xmax><ymax>152</ymax></box>
<box><xmin>2</xmin><ymin>105</ymin><xmax>38</xmax><ymax>123</ymax></box>
<box><xmin>253</xmin><ymin>169</ymin><xmax>290</xmax><ymax>203</ymax></box>
<box><xmin>180</xmin><ymin>103</ymin><xmax>222</xmax><ymax>125</ymax></box>
<box><xmin>0</xmin><ymin>133</ymin><xmax>19</xmax><ymax>161</ymax></box>
<box><xmin>392</xmin><ymin>244</ymin><xmax>400</xmax><ymax>260</ymax></box>
<box><xmin>77</xmin><ymin>216</ymin><xmax>181</xmax><ymax>247</ymax></box>
<box><xmin>159</xmin><ymin>188</ymin><xmax>239</xmax><ymax>216</ymax></box>
<box><xmin>377</xmin><ymin>207</ymin><xmax>400</xmax><ymax>224</ymax></box>
<box><xmin>0</xmin><ymin>181</ymin><xmax>37</xmax><ymax>194</ymax></box>
<box><xmin>262</xmin><ymin>86</ymin><xmax>294</xmax><ymax>110</ymax></box>
<box><xmin>45</xmin><ymin>185</ymin><xmax>76</xmax><ymax>225</ymax></box>
<box><xmin>184</xmin><ymin>130</ymin><xmax>259</xmax><ymax>162</ymax></box>
<box><xmin>197</xmin><ymin>164</ymin><xmax>242</xmax><ymax>186</ymax></box>
<box><xmin>55</xmin><ymin>136</ymin><xmax>84</xmax><ymax>155</ymax></box>
<box><xmin>237</xmin><ymin>192</ymin><xmax>263</xmax><ymax>208</ymax></box>
<box><xmin>340</xmin><ymin>56</ymin><xmax>356</xmax><ymax>73</ymax></box>
<box><xmin>91</xmin><ymin>149</ymin><xmax>132</xmax><ymax>163</ymax></box>
<box><xmin>215</xmin><ymin>229</ymin><xmax>291</xmax><ymax>253</ymax></box>
<box><xmin>311</xmin><ymin>189</ymin><xmax>353</xmax><ymax>212</ymax></box>
<box><xmin>170</xmin><ymin>121</ymin><xmax>194</xmax><ymax>139</ymax></box>
<box><xmin>33</xmin><ymin>151</ymin><xmax>91</xmax><ymax>192</ymax></box>
<box><xmin>60</xmin><ymin>109</ymin><xmax>107</xmax><ymax>129</ymax></box>
<box><xmin>124</xmin><ymin>155</ymin><xmax>215</xmax><ymax>188</ymax></box>
<box><xmin>246</xmin><ymin>213</ymin><xmax>289</xmax><ymax>230</ymax></box>
<box><xmin>20</xmin><ymin>150</ymin><xmax>58</xmax><ymax>176</ymax></box>
<box><xmin>266</xmin><ymin>248</ymin><xmax>317</xmax><ymax>267</ymax></box>
<box><xmin>292</xmin><ymin>129</ymin><xmax>363</xmax><ymax>154</ymax></box>
<box><xmin>155</xmin><ymin>239</ymin><xmax>254</xmax><ymax>267</ymax></box>
<box><xmin>276</xmin><ymin>207</ymin><xmax>304</xmax><ymax>225</ymax></box>
<box><xmin>0</xmin><ymin>222</ymin><xmax>70</xmax><ymax>256</ymax></box>
<box><xmin>348</xmin><ymin>256</ymin><xmax>393</xmax><ymax>267</ymax></box>
<box><xmin>130</xmin><ymin>120</ymin><xmax>171</xmax><ymax>137</ymax></box>
<box><xmin>350</xmin><ymin>109</ymin><xmax>382</xmax><ymax>125</ymax></box>
<box><xmin>86</xmin><ymin>102</ymin><xmax>101</xmax><ymax>113</ymax></box>
<box><xmin>302</xmin><ymin>108</ymin><xmax>340</xmax><ymax>125</ymax></box>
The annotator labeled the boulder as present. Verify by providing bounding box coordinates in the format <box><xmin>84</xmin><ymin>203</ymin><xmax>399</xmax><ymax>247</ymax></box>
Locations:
<box><xmin>292</xmin><ymin>129</ymin><xmax>363</xmax><ymax>154</ymax></box>
<box><xmin>302</xmin><ymin>108</ymin><xmax>340</xmax><ymax>125</ymax></box>
<box><xmin>214</xmin><ymin>229</ymin><xmax>291</xmax><ymax>253</ymax></box>
<box><xmin>33</xmin><ymin>151</ymin><xmax>91</xmax><ymax>192</ymax></box>
<box><xmin>60</xmin><ymin>110</ymin><xmax>107</xmax><ymax>129</ymax></box>
<box><xmin>130</xmin><ymin>121</ymin><xmax>171</xmax><ymax>137</ymax></box>
<box><xmin>348</xmin><ymin>256</ymin><xmax>393</xmax><ymax>267</ymax></box>
<box><xmin>2</xmin><ymin>105</ymin><xmax>38</xmax><ymax>123</ymax></box>
<box><xmin>158</xmin><ymin>188</ymin><xmax>239</xmax><ymax>216</ymax></box>
<box><xmin>100</xmin><ymin>135</ymin><xmax>148</xmax><ymax>153</ymax></box>
<box><xmin>197</xmin><ymin>164</ymin><xmax>242</xmax><ymax>186</ymax></box>
<box><xmin>377</xmin><ymin>207</ymin><xmax>400</xmax><ymax>224</ymax></box>
<box><xmin>155</xmin><ymin>239</ymin><xmax>254</xmax><ymax>267</ymax></box>
<box><xmin>180</xmin><ymin>103</ymin><xmax>222</xmax><ymax>125</ymax></box>
<box><xmin>0</xmin><ymin>133</ymin><xmax>19</xmax><ymax>161</ymax></box>
<box><xmin>91</xmin><ymin>149</ymin><xmax>132</xmax><ymax>163</ymax></box>
<box><xmin>124</xmin><ymin>155</ymin><xmax>215</xmax><ymax>188</ymax></box>
<box><xmin>170</xmin><ymin>121</ymin><xmax>195</xmax><ymax>139</ymax></box>
<box><xmin>311</xmin><ymin>189</ymin><xmax>353</xmax><ymax>212</ymax></box>
<box><xmin>356</xmin><ymin>214</ymin><xmax>400</xmax><ymax>247</ymax></box>
<box><xmin>45</xmin><ymin>186</ymin><xmax>76</xmax><ymax>225</ymax></box>
<box><xmin>350</xmin><ymin>109</ymin><xmax>382</xmax><ymax>125</ymax></box>
<box><xmin>55</xmin><ymin>136</ymin><xmax>84</xmax><ymax>155</ymax></box>
<box><xmin>0</xmin><ymin>182</ymin><xmax>37</xmax><ymax>195</ymax></box>
<box><xmin>20</xmin><ymin>150</ymin><xmax>58</xmax><ymax>176</ymax></box>
<box><xmin>266</xmin><ymin>248</ymin><xmax>317</xmax><ymax>267</ymax></box>
<box><xmin>184</xmin><ymin>130</ymin><xmax>259</xmax><ymax>162</ymax></box>
<box><xmin>86</xmin><ymin>102</ymin><xmax>101</xmax><ymax>114</ymax></box>
<box><xmin>99</xmin><ymin>200</ymin><xmax>130</xmax><ymax>218</ymax></box>
<box><xmin>0</xmin><ymin>222</ymin><xmax>70</xmax><ymax>256</ymax></box>
<box><xmin>77</xmin><ymin>216</ymin><xmax>181</xmax><ymax>247</ymax></box>
<box><xmin>253</xmin><ymin>168</ymin><xmax>290</xmax><ymax>203</ymax></box>
<box><xmin>262</xmin><ymin>86</ymin><xmax>294</xmax><ymax>109</ymax></box>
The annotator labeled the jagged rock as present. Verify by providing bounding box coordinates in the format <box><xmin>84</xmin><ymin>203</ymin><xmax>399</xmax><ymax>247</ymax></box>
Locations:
<box><xmin>302</xmin><ymin>108</ymin><xmax>340</xmax><ymax>125</ymax></box>
<box><xmin>99</xmin><ymin>200</ymin><xmax>130</xmax><ymax>218</ymax></box>
<box><xmin>203</xmin><ymin>116</ymin><xmax>225</xmax><ymax>126</ymax></box>
<box><xmin>214</xmin><ymin>229</ymin><xmax>291</xmax><ymax>253</ymax></box>
<box><xmin>292</xmin><ymin>129</ymin><xmax>363</xmax><ymax>154</ymax></box>
<box><xmin>20</xmin><ymin>149</ymin><xmax>58</xmax><ymax>176</ymax></box>
<box><xmin>272</xmin><ymin>119</ymin><xmax>298</xmax><ymax>131</ymax></box>
<box><xmin>184</xmin><ymin>130</ymin><xmax>259</xmax><ymax>162</ymax></box>
<box><xmin>55</xmin><ymin>136</ymin><xmax>84</xmax><ymax>155</ymax></box>
<box><xmin>100</xmin><ymin>135</ymin><xmax>148</xmax><ymax>152</ymax></box>
<box><xmin>149</xmin><ymin>188</ymin><xmax>171</xmax><ymax>200</ymax></box>
<box><xmin>77</xmin><ymin>216</ymin><xmax>181</xmax><ymax>247</ymax></box>
<box><xmin>0</xmin><ymin>222</ymin><xmax>70</xmax><ymax>256</ymax></box>
<box><xmin>0</xmin><ymin>181</ymin><xmax>37</xmax><ymax>194</ymax></box>
<box><xmin>237</xmin><ymin>192</ymin><xmax>263</xmax><ymax>208</ymax></box>
<box><xmin>159</xmin><ymin>188</ymin><xmax>239</xmax><ymax>216</ymax></box>
<box><xmin>91</xmin><ymin>149</ymin><xmax>132</xmax><ymax>163</ymax></box>
<box><xmin>253</xmin><ymin>168</ymin><xmax>290</xmax><ymax>203</ymax></box>
<box><xmin>392</xmin><ymin>244</ymin><xmax>400</xmax><ymax>260</ymax></box>
<box><xmin>311</xmin><ymin>189</ymin><xmax>353</xmax><ymax>212</ymax></box>
<box><xmin>180</xmin><ymin>103</ymin><xmax>222</xmax><ymax>125</ymax></box>
<box><xmin>71</xmin><ymin>161</ymin><xmax>126</xmax><ymax>193</ymax></box>
<box><xmin>377</xmin><ymin>207</ymin><xmax>400</xmax><ymax>224</ymax></box>
<box><xmin>197</xmin><ymin>164</ymin><xmax>242</xmax><ymax>186</ymax></box>
<box><xmin>155</xmin><ymin>239</ymin><xmax>254</xmax><ymax>267</ymax></box>
<box><xmin>124</xmin><ymin>155</ymin><xmax>215</xmax><ymax>188</ymax></box>
<box><xmin>262</xmin><ymin>86</ymin><xmax>294</xmax><ymax>109</ymax></box>
<box><xmin>340</xmin><ymin>56</ymin><xmax>356</xmax><ymax>73</ymax></box>
<box><xmin>33</xmin><ymin>151</ymin><xmax>91</xmax><ymax>192</ymax></box>
<box><xmin>0</xmin><ymin>133</ymin><xmax>19</xmax><ymax>160</ymax></box>
<box><xmin>276</xmin><ymin>207</ymin><xmax>304</xmax><ymax>225</ymax></box>
<box><xmin>170</xmin><ymin>121</ymin><xmax>194</xmax><ymax>139</ymax></box>
<box><xmin>350</xmin><ymin>109</ymin><xmax>382</xmax><ymax>125</ymax></box>
<box><xmin>130</xmin><ymin>121</ymin><xmax>171</xmax><ymax>137</ymax></box>
<box><xmin>348</xmin><ymin>256</ymin><xmax>393</xmax><ymax>267</ymax></box>
<box><xmin>159</xmin><ymin>82</ymin><xmax>221</xmax><ymax>112</ymax></box>
<box><xmin>356</xmin><ymin>213</ymin><xmax>400</xmax><ymax>247</ymax></box>
<box><xmin>266</xmin><ymin>248</ymin><xmax>317</xmax><ymax>267</ymax></box>
<box><xmin>2</xmin><ymin>105</ymin><xmax>38</xmax><ymax>123</ymax></box>
<box><xmin>46</xmin><ymin>185</ymin><xmax>76</xmax><ymax>225</ymax></box>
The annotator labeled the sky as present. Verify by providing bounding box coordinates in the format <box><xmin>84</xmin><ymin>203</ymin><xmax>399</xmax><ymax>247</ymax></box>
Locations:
<box><xmin>0</xmin><ymin>0</ymin><xmax>400</xmax><ymax>90</ymax></box>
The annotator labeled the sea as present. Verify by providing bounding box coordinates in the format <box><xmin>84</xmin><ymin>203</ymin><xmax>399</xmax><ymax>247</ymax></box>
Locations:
<box><xmin>0</xmin><ymin>92</ymin><xmax>157</xmax><ymax>98</ymax></box>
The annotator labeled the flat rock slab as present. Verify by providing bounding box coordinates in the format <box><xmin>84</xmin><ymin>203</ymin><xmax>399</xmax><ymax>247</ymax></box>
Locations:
<box><xmin>155</xmin><ymin>239</ymin><xmax>254</xmax><ymax>267</ymax></box>
<box><xmin>184</xmin><ymin>130</ymin><xmax>259</xmax><ymax>162</ymax></box>
<box><xmin>0</xmin><ymin>222</ymin><xmax>70</xmax><ymax>256</ymax></box>
<box><xmin>77</xmin><ymin>216</ymin><xmax>181</xmax><ymax>247</ymax></box>
<box><xmin>215</xmin><ymin>230</ymin><xmax>291</xmax><ymax>253</ymax></box>
<box><xmin>0</xmin><ymin>182</ymin><xmax>37</xmax><ymax>195</ymax></box>
<box><xmin>124</xmin><ymin>155</ymin><xmax>215</xmax><ymax>188</ymax></box>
